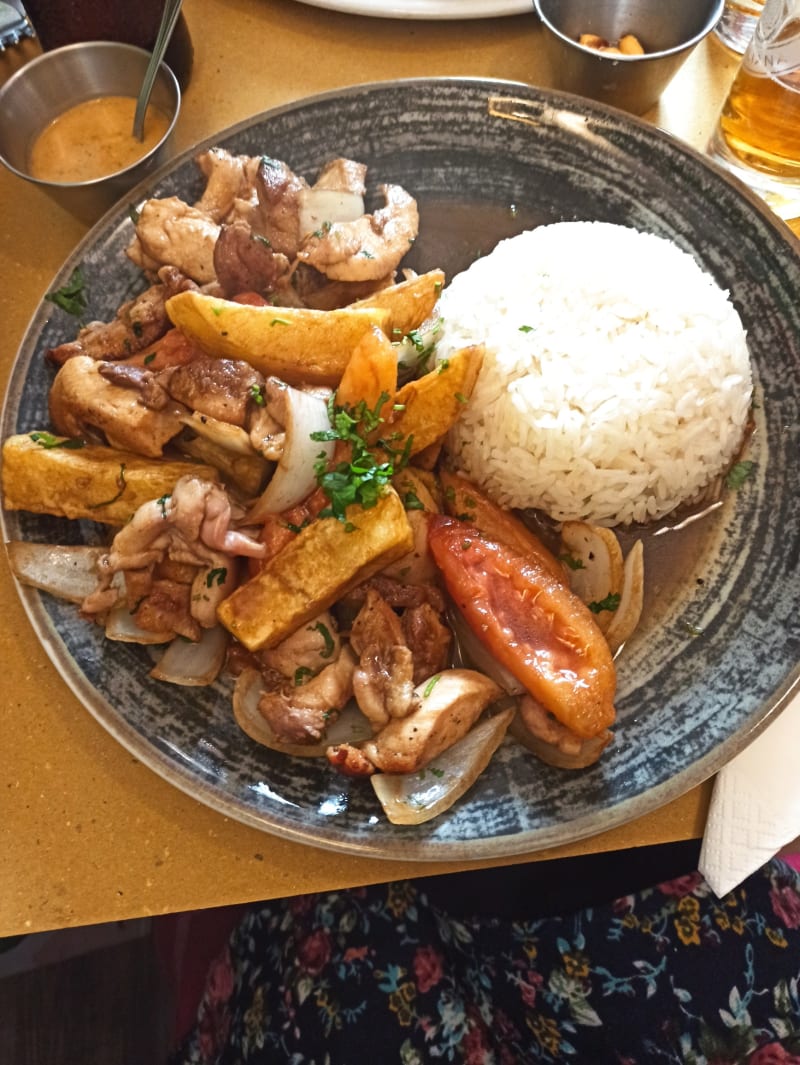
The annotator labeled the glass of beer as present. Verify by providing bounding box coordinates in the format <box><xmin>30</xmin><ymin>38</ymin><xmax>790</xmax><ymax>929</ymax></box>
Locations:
<box><xmin>707</xmin><ymin>0</ymin><xmax>800</xmax><ymax>217</ymax></box>
<box><xmin>715</xmin><ymin>0</ymin><xmax>766</xmax><ymax>54</ymax></box>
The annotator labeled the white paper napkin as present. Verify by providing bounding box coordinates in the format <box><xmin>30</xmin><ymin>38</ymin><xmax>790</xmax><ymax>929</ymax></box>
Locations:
<box><xmin>698</xmin><ymin>687</ymin><xmax>800</xmax><ymax>897</ymax></box>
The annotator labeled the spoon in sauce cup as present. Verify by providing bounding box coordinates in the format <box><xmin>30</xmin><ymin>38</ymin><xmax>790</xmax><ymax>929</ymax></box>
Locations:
<box><xmin>133</xmin><ymin>0</ymin><xmax>184</xmax><ymax>141</ymax></box>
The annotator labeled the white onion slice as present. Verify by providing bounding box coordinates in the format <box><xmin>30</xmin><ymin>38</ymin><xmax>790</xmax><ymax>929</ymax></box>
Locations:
<box><xmin>560</xmin><ymin>521</ymin><xmax>625</xmax><ymax>634</ymax></box>
<box><xmin>605</xmin><ymin>539</ymin><xmax>645</xmax><ymax>655</ymax></box>
<box><xmin>371</xmin><ymin>706</ymin><xmax>515</xmax><ymax>825</ymax></box>
<box><xmin>6</xmin><ymin>542</ymin><xmax>107</xmax><ymax>603</ymax></box>
<box><xmin>232</xmin><ymin>667</ymin><xmax>373</xmax><ymax>757</ymax></box>
<box><xmin>104</xmin><ymin>602</ymin><xmax>172</xmax><ymax>644</ymax></box>
<box><xmin>448</xmin><ymin>607</ymin><xmax>524</xmax><ymax>695</ymax></box>
<box><xmin>149</xmin><ymin>625</ymin><xmax>229</xmax><ymax>686</ymax></box>
<box><xmin>247</xmin><ymin>387</ymin><xmax>334</xmax><ymax>520</ymax></box>
<box><xmin>298</xmin><ymin>188</ymin><xmax>364</xmax><ymax>240</ymax></box>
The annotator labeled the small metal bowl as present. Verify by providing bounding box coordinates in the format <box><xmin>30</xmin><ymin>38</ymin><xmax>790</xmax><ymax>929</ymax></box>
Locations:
<box><xmin>533</xmin><ymin>0</ymin><xmax>726</xmax><ymax>115</ymax></box>
<box><xmin>0</xmin><ymin>41</ymin><xmax>180</xmax><ymax>224</ymax></box>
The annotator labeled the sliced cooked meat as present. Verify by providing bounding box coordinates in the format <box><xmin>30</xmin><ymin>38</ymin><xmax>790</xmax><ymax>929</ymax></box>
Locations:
<box><xmin>349</xmin><ymin>589</ymin><xmax>418</xmax><ymax>728</ymax></box>
<box><xmin>257</xmin><ymin>646</ymin><xmax>356</xmax><ymax>745</ymax></box>
<box><xmin>46</xmin><ymin>281</ymin><xmax>171</xmax><ymax>366</ymax></box>
<box><xmin>258</xmin><ymin>610</ymin><xmax>341</xmax><ymax>679</ymax></box>
<box><xmin>194</xmin><ymin>148</ymin><xmax>255</xmax><ymax>223</ymax></box>
<box><xmin>127</xmin><ymin>196</ymin><xmax>220</xmax><ymax>283</ymax></box>
<box><xmin>251</xmin><ymin>156</ymin><xmax>307</xmax><ymax>258</ymax></box>
<box><xmin>313</xmin><ymin>158</ymin><xmax>367</xmax><ymax>195</ymax></box>
<box><xmin>49</xmin><ymin>355</ymin><xmax>186</xmax><ymax>458</ymax></box>
<box><xmin>401</xmin><ymin>602</ymin><xmax>452</xmax><ymax>685</ymax></box>
<box><xmin>81</xmin><ymin>476</ymin><xmax>265</xmax><ymax>635</ymax></box>
<box><xmin>297</xmin><ymin>183</ymin><xmax>419</xmax><ymax>282</ymax></box>
<box><xmin>344</xmin><ymin>574</ymin><xmax>446</xmax><ymax>614</ymax></box>
<box><xmin>213</xmin><ymin>219</ymin><xmax>292</xmax><ymax>298</ymax></box>
<box><xmin>165</xmin><ymin>355</ymin><xmax>264</xmax><ymax>427</ymax></box>
<box><xmin>132</xmin><ymin>578</ymin><xmax>200</xmax><ymax>642</ymax></box>
<box><xmin>290</xmin><ymin>262</ymin><xmax>394</xmax><ymax>311</ymax></box>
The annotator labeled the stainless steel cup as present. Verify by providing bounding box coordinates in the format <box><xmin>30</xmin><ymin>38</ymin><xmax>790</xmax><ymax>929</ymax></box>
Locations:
<box><xmin>0</xmin><ymin>41</ymin><xmax>180</xmax><ymax>225</ymax></box>
<box><xmin>534</xmin><ymin>0</ymin><xmax>726</xmax><ymax>115</ymax></box>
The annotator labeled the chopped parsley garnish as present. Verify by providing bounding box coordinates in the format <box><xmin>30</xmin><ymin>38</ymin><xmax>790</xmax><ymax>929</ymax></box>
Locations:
<box><xmin>423</xmin><ymin>674</ymin><xmax>442</xmax><ymax>698</ymax></box>
<box><xmin>559</xmin><ymin>553</ymin><xmax>585</xmax><ymax>571</ymax></box>
<box><xmin>88</xmin><ymin>464</ymin><xmax>127</xmax><ymax>510</ymax></box>
<box><xmin>403</xmin><ymin>490</ymin><xmax>425</xmax><ymax>511</ymax></box>
<box><xmin>311</xmin><ymin>393</ymin><xmax>403</xmax><ymax>527</ymax></box>
<box><xmin>726</xmin><ymin>460</ymin><xmax>755</xmax><ymax>490</ymax></box>
<box><xmin>284</xmin><ymin>518</ymin><xmax>310</xmax><ymax>534</ymax></box>
<box><xmin>519</xmin><ymin>324</ymin><xmax>535</xmax><ymax>333</ymax></box>
<box><xmin>249</xmin><ymin>383</ymin><xmax>265</xmax><ymax>406</ymax></box>
<box><xmin>29</xmin><ymin>431</ymin><xmax>84</xmax><ymax>450</ymax></box>
<box><xmin>156</xmin><ymin>494</ymin><xmax>170</xmax><ymax>519</ymax></box>
<box><xmin>45</xmin><ymin>268</ymin><xmax>88</xmax><ymax>317</ymax></box>
<box><xmin>270</xmin><ymin>317</ymin><xmax>290</xmax><ymax>327</ymax></box>
<box><xmin>588</xmin><ymin>593</ymin><xmax>621</xmax><ymax>614</ymax></box>
<box><xmin>206</xmin><ymin>567</ymin><xmax>228</xmax><ymax>588</ymax></box>
<box><xmin>294</xmin><ymin>666</ymin><xmax>314</xmax><ymax>686</ymax></box>
<box><xmin>143</xmin><ymin>352</ymin><xmax>157</xmax><ymax>365</ymax></box>
<box><xmin>310</xmin><ymin>621</ymin><xmax>335</xmax><ymax>659</ymax></box>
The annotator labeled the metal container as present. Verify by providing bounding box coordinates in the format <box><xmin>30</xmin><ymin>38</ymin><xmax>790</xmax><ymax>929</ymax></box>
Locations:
<box><xmin>533</xmin><ymin>0</ymin><xmax>726</xmax><ymax>114</ymax></box>
<box><xmin>0</xmin><ymin>41</ymin><xmax>180</xmax><ymax>224</ymax></box>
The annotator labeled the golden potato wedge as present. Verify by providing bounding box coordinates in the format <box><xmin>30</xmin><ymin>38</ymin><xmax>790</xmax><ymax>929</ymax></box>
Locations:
<box><xmin>165</xmin><ymin>290</ymin><xmax>390</xmax><ymax>387</ymax></box>
<box><xmin>217</xmin><ymin>486</ymin><xmax>413</xmax><ymax>650</ymax></box>
<box><xmin>381</xmin><ymin>344</ymin><xmax>484</xmax><ymax>457</ymax></box>
<box><xmin>439</xmin><ymin>469</ymin><xmax>566</xmax><ymax>582</ymax></box>
<box><xmin>352</xmin><ymin>269</ymin><xmax>444</xmax><ymax>337</ymax></box>
<box><xmin>336</xmin><ymin>325</ymin><xmax>398</xmax><ymax>414</ymax></box>
<box><xmin>1</xmin><ymin>433</ymin><xmax>218</xmax><ymax>525</ymax></box>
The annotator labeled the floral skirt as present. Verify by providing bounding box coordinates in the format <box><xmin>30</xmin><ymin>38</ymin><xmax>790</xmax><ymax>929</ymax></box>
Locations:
<box><xmin>171</xmin><ymin>858</ymin><xmax>800</xmax><ymax>1065</ymax></box>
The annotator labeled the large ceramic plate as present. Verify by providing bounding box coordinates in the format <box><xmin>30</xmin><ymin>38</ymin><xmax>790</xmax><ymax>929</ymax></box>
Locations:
<box><xmin>293</xmin><ymin>0</ymin><xmax>531</xmax><ymax>19</ymax></box>
<box><xmin>3</xmin><ymin>79</ymin><xmax>800</xmax><ymax>860</ymax></box>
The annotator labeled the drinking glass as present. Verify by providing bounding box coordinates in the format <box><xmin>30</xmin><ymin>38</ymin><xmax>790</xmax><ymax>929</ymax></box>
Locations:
<box><xmin>707</xmin><ymin>0</ymin><xmax>800</xmax><ymax>218</ymax></box>
<box><xmin>714</xmin><ymin>0</ymin><xmax>766</xmax><ymax>53</ymax></box>
<box><xmin>23</xmin><ymin>0</ymin><xmax>193</xmax><ymax>88</ymax></box>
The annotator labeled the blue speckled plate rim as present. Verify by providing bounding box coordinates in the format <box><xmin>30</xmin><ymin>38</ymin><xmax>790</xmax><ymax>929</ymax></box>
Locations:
<box><xmin>2</xmin><ymin>76</ymin><xmax>799</xmax><ymax>861</ymax></box>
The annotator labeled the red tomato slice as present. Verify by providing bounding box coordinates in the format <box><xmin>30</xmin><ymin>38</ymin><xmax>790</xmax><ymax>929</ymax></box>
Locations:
<box><xmin>428</xmin><ymin>515</ymin><xmax>616</xmax><ymax>739</ymax></box>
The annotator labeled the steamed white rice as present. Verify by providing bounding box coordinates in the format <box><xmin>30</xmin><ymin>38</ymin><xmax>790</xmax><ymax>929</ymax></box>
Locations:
<box><xmin>438</xmin><ymin>221</ymin><xmax>753</xmax><ymax>526</ymax></box>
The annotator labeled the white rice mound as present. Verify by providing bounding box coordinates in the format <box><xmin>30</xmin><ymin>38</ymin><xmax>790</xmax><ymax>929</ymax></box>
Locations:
<box><xmin>438</xmin><ymin>221</ymin><xmax>753</xmax><ymax>526</ymax></box>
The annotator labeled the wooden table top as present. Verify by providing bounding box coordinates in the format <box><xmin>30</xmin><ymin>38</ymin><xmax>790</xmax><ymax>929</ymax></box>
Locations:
<box><xmin>0</xmin><ymin>0</ymin><xmax>742</xmax><ymax>937</ymax></box>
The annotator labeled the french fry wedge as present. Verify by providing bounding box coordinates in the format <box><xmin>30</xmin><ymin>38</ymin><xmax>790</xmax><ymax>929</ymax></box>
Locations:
<box><xmin>336</xmin><ymin>325</ymin><xmax>398</xmax><ymax>414</ymax></box>
<box><xmin>382</xmin><ymin>344</ymin><xmax>484</xmax><ymax>457</ymax></box>
<box><xmin>1</xmin><ymin>433</ymin><xmax>217</xmax><ymax>525</ymax></box>
<box><xmin>165</xmin><ymin>290</ymin><xmax>390</xmax><ymax>387</ymax></box>
<box><xmin>217</xmin><ymin>486</ymin><xmax>413</xmax><ymax>651</ymax></box>
<box><xmin>351</xmin><ymin>269</ymin><xmax>444</xmax><ymax>337</ymax></box>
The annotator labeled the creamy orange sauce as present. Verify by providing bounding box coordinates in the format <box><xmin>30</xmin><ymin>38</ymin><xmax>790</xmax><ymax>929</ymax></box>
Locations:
<box><xmin>29</xmin><ymin>96</ymin><xmax>170</xmax><ymax>184</ymax></box>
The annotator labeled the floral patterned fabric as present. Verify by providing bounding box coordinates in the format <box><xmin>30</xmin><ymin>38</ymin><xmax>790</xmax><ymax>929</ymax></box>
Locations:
<box><xmin>171</xmin><ymin>858</ymin><xmax>800</xmax><ymax>1064</ymax></box>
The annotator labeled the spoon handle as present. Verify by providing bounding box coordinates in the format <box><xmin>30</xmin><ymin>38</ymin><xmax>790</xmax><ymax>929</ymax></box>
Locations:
<box><xmin>133</xmin><ymin>0</ymin><xmax>184</xmax><ymax>141</ymax></box>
